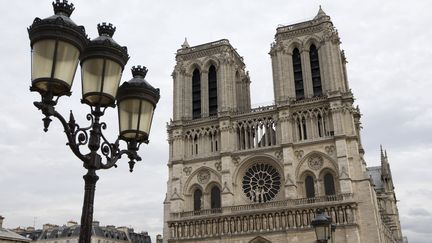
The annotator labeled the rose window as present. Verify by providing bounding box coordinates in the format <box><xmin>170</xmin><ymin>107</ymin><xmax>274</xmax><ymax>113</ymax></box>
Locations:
<box><xmin>242</xmin><ymin>163</ymin><xmax>281</xmax><ymax>203</ymax></box>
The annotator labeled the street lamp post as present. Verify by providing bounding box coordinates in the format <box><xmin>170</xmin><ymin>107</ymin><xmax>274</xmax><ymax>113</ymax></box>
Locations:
<box><xmin>311</xmin><ymin>209</ymin><xmax>334</xmax><ymax>243</ymax></box>
<box><xmin>27</xmin><ymin>1</ymin><xmax>160</xmax><ymax>243</ymax></box>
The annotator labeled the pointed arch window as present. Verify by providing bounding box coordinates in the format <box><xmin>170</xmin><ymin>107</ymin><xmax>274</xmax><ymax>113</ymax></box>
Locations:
<box><xmin>324</xmin><ymin>173</ymin><xmax>336</xmax><ymax>195</ymax></box>
<box><xmin>302</xmin><ymin>117</ymin><xmax>308</xmax><ymax>140</ymax></box>
<box><xmin>305</xmin><ymin>175</ymin><xmax>315</xmax><ymax>198</ymax></box>
<box><xmin>292</xmin><ymin>48</ymin><xmax>304</xmax><ymax>99</ymax></box>
<box><xmin>192</xmin><ymin>68</ymin><xmax>201</xmax><ymax>119</ymax></box>
<box><xmin>208</xmin><ymin>65</ymin><xmax>218</xmax><ymax>116</ymax></box>
<box><xmin>193</xmin><ymin>134</ymin><xmax>198</xmax><ymax>155</ymax></box>
<box><xmin>309</xmin><ymin>44</ymin><xmax>322</xmax><ymax>96</ymax></box>
<box><xmin>210</xmin><ymin>186</ymin><xmax>221</xmax><ymax>209</ymax></box>
<box><xmin>193</xmin><ymin>188</ymin><xmax>202</xmax><ymax>211</ymax></box>
<box><xmin>317</xmin><ymin>114</ymin><xmax>323</xmax><ymax>137</ymax></box>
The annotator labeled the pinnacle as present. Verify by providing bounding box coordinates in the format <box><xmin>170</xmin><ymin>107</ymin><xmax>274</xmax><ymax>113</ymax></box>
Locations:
<box><xmin>314</xmin><ymin>5</ymin><xmax>328</xmax><ymax>20</ymax></box>
<box><xmin>181</xmin><ymin>37</ymin><xmax>190</xmax><ymax>49</ymax></box>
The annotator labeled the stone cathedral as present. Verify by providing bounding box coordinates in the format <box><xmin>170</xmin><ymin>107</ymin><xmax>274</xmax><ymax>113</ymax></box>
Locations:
<box><xmin>162</xmin><ymin>7</ymin><xmax>404</xmax><ymax>243</ymax></box>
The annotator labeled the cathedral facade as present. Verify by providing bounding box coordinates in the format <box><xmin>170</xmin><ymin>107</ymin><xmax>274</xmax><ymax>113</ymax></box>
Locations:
<box><xmin>163</xmin><ymin>7</ymin><xmax>403</xmax><ymax>243</ymax></box>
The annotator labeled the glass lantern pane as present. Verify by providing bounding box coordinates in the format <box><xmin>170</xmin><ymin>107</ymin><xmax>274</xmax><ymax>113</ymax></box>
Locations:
<box><xmin>119</xmin><ymin>99</ymin><xmax>154</xmax><ymax>141</ymax></box>
<box><xmin>138</xmin><ymin>100</ymin><xmax>155</xmax><ymax>135</ymax></box>
<box><xmin>53</xmin><ymin>41</ymin><xmax>80</xmax><ymax>87</ymax></box>
<box><xmin>119</xmin><ymin>98</ymin><xmax>140</xmax><ymax>139</ymax></box>
<box><xmin>81</xmin><ymin>58</ymin><xmax>104</xmax><ymax>104</ymax></box>
<box><xmin>31</xmin><ymin>40</ymin><xmax>56</xmax><ymax>89</ymax></box>
<box><xmin>81</xmin><ymin>59</ymin><xmax>122</xmax><ymax>106</ymax></box>
<box><xmin>102</xmin><ymin>60</ymin><xmax>122</xmax><ymax>99</ymax></box>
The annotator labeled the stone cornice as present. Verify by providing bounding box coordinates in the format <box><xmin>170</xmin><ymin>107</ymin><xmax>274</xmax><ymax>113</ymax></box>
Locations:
<box><xmin>176</xmin><ymin>39</ymin><xmax>244</xmax><ymax>66</ymax></box>
<box><xmin>171</xmin><ymin>155</ymin><xmax>221</xmax><ymax>165</ymax></box>
<box><xmin>276</xmin><ymin>21</ymin><xmax>328</xmax><ymax>41</ymax></box>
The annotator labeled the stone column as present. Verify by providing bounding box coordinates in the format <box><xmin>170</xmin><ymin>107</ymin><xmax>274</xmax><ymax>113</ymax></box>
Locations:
<box><xmin>184</xmin><ymin>73</ymin><xmax>192</xmax><ymax>119</ymax></box>
<box><xmin>335</xmin><ymin>139</ymin><xmax>353</xmax><ymax>193</ymax></box>
<box><xmin>283</xmin><ymin>146</ymin><xmax>297</xmax><ymax>199</ymax></box>
<box><xmin>171</xmin><ymin>128</ymin><xmax>184</xmax><ymax>161</ymax></box>
<box><xmin>285</xmin><ymin>51</ymin><xmax>296</xmax><ymax>99</ymax></box>
<box><xmin>301</xmin><ymin>49</ymin><xmax>313</xmax><ymax>98</ymax></box>
<box><xmin>201</xmin><ymin>70</ymin><xmax>209</xmax><ymax>117</ymax></box>
<box><xmin>270</xmin><ymin>51</ymin><xmax>282</xmax><ymax>103</ymax></box>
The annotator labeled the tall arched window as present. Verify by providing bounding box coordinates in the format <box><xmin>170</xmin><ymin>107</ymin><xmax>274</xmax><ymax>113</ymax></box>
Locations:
<box><xmin>208</xmin><ymin>65</ymin><xmax>218</xmax><ymax>116</ymax></box>
<box><xmin>305</xmin><ymin>175</ymin><xmax>315</xmax><ymax>198</ymax></box>
<box><xmin>297</xmin><ymin>118</ymin><xmax>302</xmax><ymax>141</ymax></box>
<box><xmin>317</xmin><ymin>114</ymin><xmax>323</xmax><ymax>137</ymax></box>
<box><xmin>302</xmin><ymin>117</ymin><xmax>308</xmax><ymax>140</ymax></box>
<box><xmin>309</xmin><ymin>44</ymin><xmax>322</xmax><ymax>96</ymax></box>
<box><xmin>292</xmin><ymin>48</ymin><xmax>304</xmax><ymax>99</ymax></box>
<box><xmin>193</xmin><ymin>135</ymin><xmax>198</xmax><ymax>155</ymax></box>
<box><xmin>324</xmin><ymin>173</ymin><xmax>336</xmax><ymax>195</ymax></box>
<box><xmin>192</xmin><ymin>68</ymin><xmax>201</xmax><ymax>119</ymax></box>
<box><xmin>193</xmin><ymin>188</ymin><xmax>202</xmax><ymax>211</ymax></box>
<box><xmin>210</xmin><ymin>186</ymin><xmax>221</xmax><ymax>209</ymax></box>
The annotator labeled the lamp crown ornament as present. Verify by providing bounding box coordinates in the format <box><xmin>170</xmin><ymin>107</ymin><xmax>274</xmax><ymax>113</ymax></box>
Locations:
<box><xmin>132</xmin><ymin>65</ymin><xmax>148</xmax><ymax>78</ymax></box>
<box><xmin>52</xmin><ymin>0</ymin><xmax>75</xmax><ymax>17</ymax></box>
<box><xmin>97</xmin><ymin>22</ymin><xmax>116</xmax><ymax>37</ymax></box>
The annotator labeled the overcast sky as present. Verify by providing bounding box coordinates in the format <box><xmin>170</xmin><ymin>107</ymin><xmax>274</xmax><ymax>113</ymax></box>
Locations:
<box><xmin>0</xmin><ymin>0</ymin><xmax>431</xmax><ymax>242</ymax></box>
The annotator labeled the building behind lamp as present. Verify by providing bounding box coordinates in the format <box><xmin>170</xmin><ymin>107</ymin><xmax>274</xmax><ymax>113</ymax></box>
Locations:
<box><xmin>162</xmin><ymin>6</ymin><xmax>404</xmax><ymax>243</ymax></box>
<box><xmin>12</xmin><ymin>220</ymin><xmax>151</xmax><ymax>243</ymax></box>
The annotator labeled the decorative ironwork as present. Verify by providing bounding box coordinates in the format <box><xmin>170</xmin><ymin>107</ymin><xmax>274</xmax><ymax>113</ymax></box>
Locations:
<box><xmin>242</xmin><ymin>163</ymin><xmax>281</xmax><ymax>203</ymax></box>
<box><xmin>34</xmin><ymin>98</ymin><xmax>143</xmax><ymax>172</ymax></box>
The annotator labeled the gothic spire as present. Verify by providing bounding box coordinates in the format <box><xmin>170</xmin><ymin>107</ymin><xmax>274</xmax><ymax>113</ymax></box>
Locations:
<box><xmin>381</xmin><ymin>145</ymin><xmax>390</xmax><ymax>177</ymax></box>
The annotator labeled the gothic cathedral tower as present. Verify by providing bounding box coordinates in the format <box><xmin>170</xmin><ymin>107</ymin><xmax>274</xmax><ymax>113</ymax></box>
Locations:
<box><xmin>163</xmin><ymin>7</ymin><xmax>403</xmax><ymax>243</ymax></box>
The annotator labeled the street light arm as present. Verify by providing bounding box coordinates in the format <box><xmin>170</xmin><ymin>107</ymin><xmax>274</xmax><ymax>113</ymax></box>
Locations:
<box><xmin>34</xmin><ymin>96</ymin><xmax>142</xmax><ymax>172</ymax></box>
<box><xmin>98</xmin><ymin>135</ymin><xmax>142</xmax><ymax>172</ymax></box>
<box><xmin>34</xmin><ymin>100</ymin><xmax>89</xmax><ymax>164</ymax></box>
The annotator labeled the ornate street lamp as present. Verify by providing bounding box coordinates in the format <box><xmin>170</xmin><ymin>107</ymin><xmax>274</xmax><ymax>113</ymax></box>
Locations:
<box><xmin>28</xmin><ymin>0</ymin><xmax>87</xmax><ymax>99</ymax></box>
<box><xmin>28</xmin><ymin>1</ymin><xmax>160</xmax><ymax>243</ymax></box>
<box><xmin>117</xmin><ymin>66</ymin><xmax>160</xmax><ymax>171</ymax></box>
<box><xmin>311</xmin><ymin>209</ymin><xmax>332</xmax><ymax>243</ymax></box>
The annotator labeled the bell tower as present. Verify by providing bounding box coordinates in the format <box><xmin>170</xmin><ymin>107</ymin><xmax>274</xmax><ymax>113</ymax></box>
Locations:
<box><xmin>270</xmin><ymin>6</ymin><xmax>349</xmax><ymax>104</ymax></box>
<box><xmin>172</xmin><ymin>39</ymin><xmax>251</xmax><ymax>121</ymax></box>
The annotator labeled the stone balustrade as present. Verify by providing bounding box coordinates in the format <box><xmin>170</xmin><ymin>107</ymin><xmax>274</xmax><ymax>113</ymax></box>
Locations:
<box><xmin>167</xmin><ymin>196</ymin><xmax>356</xmax><ymax>241</ymax></box>
<box><xmin>171</xmin><ymin>193</ymin><xmax>353</xmax><ymax>219</ymax></box>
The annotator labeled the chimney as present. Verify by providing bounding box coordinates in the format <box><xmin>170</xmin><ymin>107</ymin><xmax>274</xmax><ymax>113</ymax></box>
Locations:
<box><xmin>0</xmin><ymin>215</ymin><xmax>4</xmax><ymax>228</ymax></box>
<box><xmin>27</xmin><ymin>226</ymin><xmax>35</xmax><ymax>231</ymax></box>
<box><xmin>67</xmin><ymin>221</ymin><xmax>78</xmax><ymax>227</ymax></box>
<box><xmin>156</xmin><ymin>234</ymin><xmax>163</xmax><ymax>243</ymax></box>
<box><xmin>43</xmin><ymin>224</ymin><xmax>58</xmax><ymax>230</ymax></box>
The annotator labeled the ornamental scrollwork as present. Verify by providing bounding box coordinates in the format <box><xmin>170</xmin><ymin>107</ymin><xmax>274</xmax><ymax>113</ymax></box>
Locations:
<box><xmin>295</xmin><ymin>150</ymin><xmax>304</xmax><ymax>159</ymax></box>
<box><xmin>197</xmin><ymin>169</ymin><xmax>211</xmax><ymax>184</ymax></box>
<box><xmin>308</xmin><ymin>155</ymin><xmax>324</xmax><ymax>170</ymax></box>
<box><xmin>215</xmin><ymin>161</ymin><xmax>222</xmax><ymax>171</ymax></box>
<box><xmin>183</xmin><ymin>166</ymin><xmax>192</xmax><ymax>176</ymax></box>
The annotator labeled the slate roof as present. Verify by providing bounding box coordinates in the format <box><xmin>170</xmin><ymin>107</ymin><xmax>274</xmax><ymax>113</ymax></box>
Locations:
<box><xmin>129</xmin><ymin>231</ymin><xmax>152</xmax><ymax>243</ymax></box>
<box><xmin>367</xmin><ymin>166</ymin><xmax>384</xmax><ymax>192</ymax></box>
<box><xmin>16</xmin><ymin>224</ymin><xmax>151</xmax><ymax>243</ymax></box>
<box><xmin>37</xmin><ymin>225</ymin><xmax>129</xmax><ymax>241</ymax></box>
<box><xmin>0</xmin><ymin>228</ymin><xmax>31</xmax><ymax>242</ymax></box>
